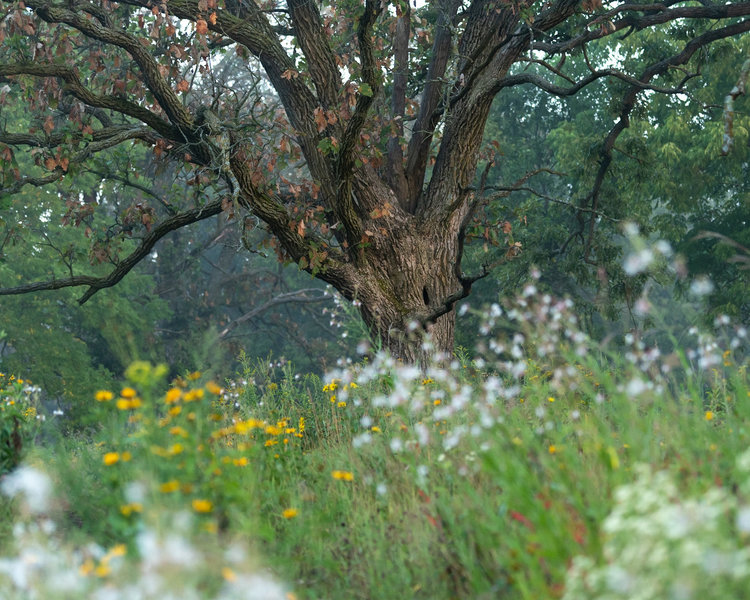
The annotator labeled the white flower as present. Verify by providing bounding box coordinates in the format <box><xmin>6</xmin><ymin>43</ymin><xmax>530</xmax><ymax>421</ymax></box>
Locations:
<box><xmin>623</xmin><ymin>248</ymin><xmax>654</xmax><ymax>275</ymax></box>
<box><xmin>737</xmin><ymin>507</ymin><xmax>750</xmax><ymax>534</ymax></box>
<box><xmin>625</xmin><ymin>378</ymin><xmax>647</xmax><ymax>397</ymax></box>
<box><xmin>1</xmin><ymin>466</ymin><xmax>53</xmax><ymax>514</ymax></box>
<box><xmin>690</xmin><ymin>277</ymin><xmax>714</xmax><ymax>296</ymax></box>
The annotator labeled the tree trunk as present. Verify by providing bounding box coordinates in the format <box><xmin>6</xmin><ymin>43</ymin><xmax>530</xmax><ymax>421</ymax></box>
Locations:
<box><xmin>328</xmin><ymin>215</ymin><xmax>464</xmax><ymax>364</ymax></box>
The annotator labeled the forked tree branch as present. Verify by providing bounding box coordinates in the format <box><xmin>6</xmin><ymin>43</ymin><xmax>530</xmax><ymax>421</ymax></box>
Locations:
<box><xmin>334</xmin><ymin>0</ymin><xmax>383</xmax><ymax>255</ymax></box>
<box><xmin>0</xmin><ymin>199</ymin><xmax>225</xmax><ymax>303</ymax></box>
<box><xmin>534</xmin><ymin>1</ymin><xmax>750</xmax><ymax>55</ymax></box>
<box><xmin>218</xmin><ymin>288</ymin><xmax>332</xmax><ymax>339</ymax></box>
<box><xmin>28</xmin><ymin>0</ymin><xmax>196</xmax><ymax>132</ymax></box>
<box><xmin>1</xmin><ymin>127</ymin><xmax>157</xmax><ymax>195</ymax></box>
<box><xmin>0</xmin><ymin>63</ymin><xmax>179</xmax><ymax>139</ymax></box>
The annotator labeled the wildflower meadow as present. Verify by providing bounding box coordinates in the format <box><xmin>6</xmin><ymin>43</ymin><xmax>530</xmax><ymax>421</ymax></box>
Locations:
<box><xmin>2</xmin><ymin>244</ymin><xmax>750</xmax><ymax>600</ymax></box>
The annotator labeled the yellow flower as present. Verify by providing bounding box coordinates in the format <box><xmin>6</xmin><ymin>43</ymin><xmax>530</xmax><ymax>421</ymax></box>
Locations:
<box><xmin>79</xmin><ymin>558</ymin><xmax>94</xmax><ymax>576</ymax></box>
<box><xmin>159</xmin><ymin>480</ymin><xmax>180</xmax><ymax>493</ymax></box>
<box><xmin>322</xmin><ymin>380</ymin><xmax>339</xmax><ymax>392</ymax></box>
<box><xmin>371</xmin><ymin>426</ymin><xmax>381</xmax><ymax>433</ymax></box>
<box><xmin>165</xmin><ymin>388</ymin><xmax>182</xmax><ymax>404</ymax></box>
<box><xmin>121</xmin><ymin>451</ymin><xmax>132</xmax><ymax>462</ymax></box>
<box><xmin>192</xmin><ymin>499</ymin><xmax>213</xmax><ymax>513</ymax></box>
<box><xmin>94</xmin><ymin>563</ymin><xmax>111</xmax><ymax>577</ymax></box>
<box><xmin>168</xmin><ymin>406</ymin><xmax>182</xmax><ymax>416</ymax></box>
<box><xmin>547</xmin><ymin>396</ymin><xmax>555</xmax><ymax>402</ymax></box>
<box><xmin>108</xmin><ymin>544</ymin><xmax>127</xmax><ymax>558</ymax></box>
<box><xmin>233</xmin><ymin>457</ymin><xmax>249</xmax><ymax>467</ymax></box>
<box><xmin>235</xmin><ymin>418</ymin><xmax>264</xmax><ymax>434</ymax></box>
<box><xmin>168</xmin><ymin>443</ymin><xmax>184</xmax><ymax>455</ymax></box>
<box><xmin>222</xmin><ymin>567</ymin><xmax>237</xmax><ymax>582</ymax></box>
<box><xmin>206</xmin><ymin>381</ymin><xmax>223</xmax><ymax>395</ymax></box>
<box><xmin>337</xmin><ymin>401</ymin><xmax>347</xmax><ymax>407</ymax></box>
<box><xmin>705</xmin><ymin>411</ymin><xmax>714</xmax><ymax>421</ymax></box>
<box><xmin>121</xmin><ymin>387</ymin><xmax>137</xmax><ymax>399</ymax></box>
<box><xmin>170</xmin><ymin>426</ymin><xmax>188</xmax><ymax>437</ymax></box>
<box><xmin>103</xmin><ymin>452</ymin><xmax>120</xmax><ymax>466</ymax></box>
<box><xmin>265</xmin><ymin>425</ymin><xmax>282</xmax><ymax>435</ymax></box>
<box><xmin>119</xmin><ymin>503</ymin><xmax>143</xmax><ymax>516</ymax></box>
<box><xmin>116</xmin><ymin>398</ymin><xmax>132</xmax><ymax>410</ymax></box>
<box><xmin>187</xmin><ymin>371</ymin><xmax>202</xmax><ymax>381</ymax></box>
<box><xmin>282</xmin><ymin>508</ymin><xmax>299</xmax><ymax>519</ymax></box>
<box><xmin>433</xmin><ymin>399</ymin><xmax>442</xmax><ymax>406</ymax></box>
<box><xmin>548</xmin><ymin>445</ymin><xmax>559</xmax><ymax>455</ymax></box>
<box><xmin>183</xmin><ymin>389</ymin><xmax>205</xmax><ymax>402</ymax></box>
<box><xmin>265</xmin><ymin>439</ymin><xmax>278</xmax><ymax>447</ymax></box>
<box><xmin>95</xmin><ymin>390</ymin><xmax>113</xmax><ymax>402</ymax></box>
<box><xmin>331</xmin><ymin>470</ymin><xmax>354</xmax><ymax>481</ymax></box>
<box><xmin>421</xmin><ymin>378</ymin><xmax>434</xmax><ymax>385</ymax></box>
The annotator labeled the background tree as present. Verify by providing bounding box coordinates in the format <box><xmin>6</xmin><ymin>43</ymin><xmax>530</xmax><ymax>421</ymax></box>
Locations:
<box><xmin>1</xmin><ymin>0</ymin><xmax>749</xmax><ymax>361</ymax></box>
<box><xmin>458</xmin><ymin>25</ymin><xmax>749</xmax><ymax>341</ymax></box>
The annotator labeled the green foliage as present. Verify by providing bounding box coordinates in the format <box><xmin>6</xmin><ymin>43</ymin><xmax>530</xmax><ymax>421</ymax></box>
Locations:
<box><xmin>468</xmin><ymin>27</ymin><xmax>750</xmax><ymax>339</ymax></box>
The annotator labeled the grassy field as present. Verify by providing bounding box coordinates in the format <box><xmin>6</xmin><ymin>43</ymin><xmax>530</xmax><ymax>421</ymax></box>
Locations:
<box><xmin>1</xmin><ymin>284</ymin><xmax>749</xmax><ymax>599</ymax></box>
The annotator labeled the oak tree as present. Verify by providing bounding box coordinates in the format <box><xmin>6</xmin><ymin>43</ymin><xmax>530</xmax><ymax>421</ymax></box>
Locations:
<box><xmin>1</xmin><ymin>0</ymin><xmax>748</xmax><ymax>361</ymax></box>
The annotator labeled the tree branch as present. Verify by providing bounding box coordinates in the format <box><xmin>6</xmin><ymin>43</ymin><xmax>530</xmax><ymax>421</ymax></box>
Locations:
<box><xmin>534</xmin><ymin>1</ymin><xmax>750</xmax><ymax>55</ymax></box>
<box><xmin>335</xmin><ymin>0</ymin><xmax>384</xmax><ymax>256</ymax></box>
<box><xmin>218</xmin><ymin>288</ymin><xmax>332</xmax><ymax>339</ymax></box>
<box><xmin>28</xmin><ymin>0</ymin><xmax>196</xmax><ymax>132</ymax></box>
<box><xmin>287</xmin><ymin>0</ymin><xmax>341</xmax><ymax>110</ymax></box>
<box><xmin>404</xmin><ymin>0</ymin><xmax>461</xmax><ymax>210</ymax></box>
<box><xmin>0</xmin><ymin>63</ymin><xmax>179</xmax><ymax>140</ymax></box>
<box><xmin>385</xmin><ymin>1</ymin><xmax>410</xmax><ymax>207</ymax></box>
<box><xmin>0</xmin><ymin>199</ymin><xmax>225</xmax><ymax>304</ymax></box>
<box><xmin>582</xmin><ymin>18</ymin><xmax>750</xmax><ymax>263</ymax></box>
<box><xmin>494</xmin><ymin>67</ymin><xmax>699</xmax><ymax>97</ymax></box>
<box><xmin>1</xmin><ymin>126</ymin><xmax>157</xmax><ymax>195</ymax></box>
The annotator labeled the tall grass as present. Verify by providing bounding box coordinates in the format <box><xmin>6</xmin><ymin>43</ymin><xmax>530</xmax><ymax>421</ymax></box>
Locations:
<box><xmin>1</xmin><ymin>269</ymin><xmax>749</xmax><ymax>599</ymax></box>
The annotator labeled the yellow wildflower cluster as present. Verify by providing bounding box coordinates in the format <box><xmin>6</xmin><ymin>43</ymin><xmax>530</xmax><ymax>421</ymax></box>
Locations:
<box><xmin>331</xmin><ymin>470</ymin><xmax>354</xmax><ymax>481</ymax></box>
<box><xmin>103</xmin><ymin>451</ymin><xmax>132</xmax><ymax>466</ymax></box>
<box><xmin>79</xmin><ymin>544</ymin><xmax>126</xmax><ymax>578</ymax></box>
<box><xmin>119</xmin><ymin>502</ymin><xmax>143</xmax><ymax>516</ymax></box>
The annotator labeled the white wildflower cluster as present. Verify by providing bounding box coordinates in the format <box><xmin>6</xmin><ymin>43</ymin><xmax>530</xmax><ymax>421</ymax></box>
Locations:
<box><xmin>621</xmin><ymin>223</ymin><xmax>674</xmax><ymax>277</ymax></box>
<box><xmin>563</xmin><ymin>456</ymin><xmax>750</xmax><ymax>600</ymax></box>
<box><xmin>0</xmin><ymin>468</ymin><xmax>288</xmax><ymax>600</ymax></box>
